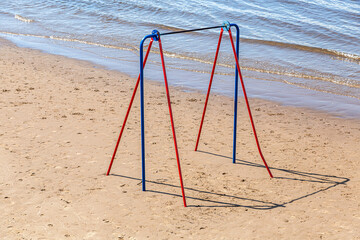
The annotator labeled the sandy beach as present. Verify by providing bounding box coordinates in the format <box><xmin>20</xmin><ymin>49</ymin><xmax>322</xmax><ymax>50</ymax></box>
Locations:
<box><xmin>1</xmin><ymin>38</ymin><xmax>360</xmax><ymax>239</ymax></box>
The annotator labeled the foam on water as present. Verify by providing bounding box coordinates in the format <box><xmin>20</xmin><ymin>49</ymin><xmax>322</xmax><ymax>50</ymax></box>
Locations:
<box><xmin>14</xmin><ymin>14</ymin><xmax>34</xmax><ymax>23</ymax></box>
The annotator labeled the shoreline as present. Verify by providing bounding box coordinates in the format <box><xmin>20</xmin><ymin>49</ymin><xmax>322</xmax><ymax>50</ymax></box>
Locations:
<box><xmin>1</xmin><ymin>37</ymin><xmax>359</xmax><ymax>239</ymax></box>
<box><xmin>2</xmin><ymin>33</ymin><xmax>360</xmax><ymax>119</ymax></box>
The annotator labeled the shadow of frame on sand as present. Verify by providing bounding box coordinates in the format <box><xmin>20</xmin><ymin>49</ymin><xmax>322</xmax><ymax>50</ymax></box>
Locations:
<box><xmin>110</xmin><ymin>150</ymin><xmax>349</xmax><ymax>209</ymax></box>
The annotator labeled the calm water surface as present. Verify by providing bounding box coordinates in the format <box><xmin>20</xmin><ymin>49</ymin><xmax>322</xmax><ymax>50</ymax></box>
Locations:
<box><xmin>1</xmin><ymin>0</ymin><xmax>359</xmax><ymax>117</ymax></box>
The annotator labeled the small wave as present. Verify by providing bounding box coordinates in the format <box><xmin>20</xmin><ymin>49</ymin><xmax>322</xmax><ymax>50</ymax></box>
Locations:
<box><xmin>327</xmin><ymin>49</ymin><xmax>360</xmax><ymax>62</ymax></box>
<box><xmin>0</xmin><ymin>10</ymin><xmax>12</xmax><ymax>16</ymax></box>
<box><xmin>158</xmin><ymin>49</ymin><xmax>360</xmax><ymax>89</ymax></box>
<box><xmin>0</xmin><ymin>31</ymin><xmax>135</xmax><ymax>52</ymax></box>
<box><xmin>14</xmin><ymin>14</ymin><xmax>34</xmax><ymax>23</ymax></box>
<box><xmin>282</xmin><ymin>80</ymin><xmax>360</xmax><ymax>100</ymax></box>
<box><xmin>242</xmin><ymin>38</ymin><xmax>360</xmax><ymax>63</ymax></box>
<box><xmin>1</xmin><ymin>30</ymin><xmax>358</xmax><ymax>92</ymax></box>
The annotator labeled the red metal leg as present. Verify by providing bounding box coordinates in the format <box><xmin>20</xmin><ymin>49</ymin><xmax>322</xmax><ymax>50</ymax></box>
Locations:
<box><xmin>106</xmin><ymin>39</ymin><xmax>154</xmax><ymax>176</ymax></box>
<box><xmin>228</xmin><ymin>29</ymin><xmax>273</xmax><ymax>178</ymax></box>
<box><xmin>158</xmin><ymin>37</ymin><xmax>187</xmax><ymax>207</ymax></box>
<box><xmin>195</xmin><ymin>28</ymin><xmax>224</xmax><ymax>151</ymax></box>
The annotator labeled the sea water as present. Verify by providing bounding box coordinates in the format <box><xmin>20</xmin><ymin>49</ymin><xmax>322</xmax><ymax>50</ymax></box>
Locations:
<box><xmin>0</xmin><ymin>0</ymin><xmax>359</xmax><ymax>118</ymax></box>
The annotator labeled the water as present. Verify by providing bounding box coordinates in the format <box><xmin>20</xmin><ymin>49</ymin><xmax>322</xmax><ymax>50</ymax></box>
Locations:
<box><xmin>0</xmin><ymin>0</ymin><xmax>359</xmax><ymax>118</ymax></box>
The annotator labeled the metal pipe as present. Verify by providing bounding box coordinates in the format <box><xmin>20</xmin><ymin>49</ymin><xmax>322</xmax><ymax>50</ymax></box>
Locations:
<box><xmin>158</xmin><ymin>36</ymin><xmax>187</xmax><ymax>207</ymax></box>
<box><xmin>140</xmin><ymin>33</ymin><xmax>158</xmax><ymax>191</ymax></box>
<box><xmin>230</xmin><ymin>23</ymin><xmax>240</xmax><ymax>164</ymax></box>
<box><xmin>195</xmin><ymin>28</ymin><xmax>224</xmax><ymax>151</ymax></box>
<box><xmin>160</xmin><ymin>25</ymin><xmax>223</xmax><ymax>36</ymax></box>
<box><xmin>228</xmin><ymin>28</ymin><xmax>274</xmax><ymax>178</ymax></box>
<box><xmin>106</xmin><ymin>39</ymin><xmax>154</xmax><ymax>176</ymax></box>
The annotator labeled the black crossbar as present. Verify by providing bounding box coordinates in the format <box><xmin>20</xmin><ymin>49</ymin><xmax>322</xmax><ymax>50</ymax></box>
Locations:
<box><xmin>160</xmin><ymin>25</ymin><xmax>224</xmax><ymax>36</ymax></box>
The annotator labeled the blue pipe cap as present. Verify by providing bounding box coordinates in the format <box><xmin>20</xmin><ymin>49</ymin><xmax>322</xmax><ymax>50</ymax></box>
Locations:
<box><xmin>222</xmin><ymin>21</ymin><xmax>231</xmax><ymax>31</ymax></box>
<box><xmin>151</xmin><ymin>30</ymin><xmax>160</xmax><ymax>41</ymax></box>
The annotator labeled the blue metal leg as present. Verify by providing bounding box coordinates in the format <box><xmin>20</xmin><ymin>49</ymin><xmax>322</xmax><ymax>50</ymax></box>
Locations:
<box><xmin>139</xmin><ymin>34</ymin><xmax>158</xmax><ymax>191</ymax></box>
<box><xmin>232</xmin><ymin>24</ymin><xmax>240</xmax><ymax>164</ymax></box>
<box><xmin>139</xmin><ymin>39</ymin><xmax>146</xmax><ymax>191</ymax></box>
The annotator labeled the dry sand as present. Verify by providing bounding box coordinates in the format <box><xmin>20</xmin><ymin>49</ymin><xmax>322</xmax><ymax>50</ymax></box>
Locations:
<box><xmin>1</xmin><ymin>38</ymin><xmax>360</xmax><ymax>239</ymax></box>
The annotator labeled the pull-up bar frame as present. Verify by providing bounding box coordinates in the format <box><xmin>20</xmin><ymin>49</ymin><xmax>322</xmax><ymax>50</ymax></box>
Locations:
<box><xmin>160</xmin><ymin>25</ymin><xmax>223</xmax><ymax>36</ymax></box>
<box><xmin>106</xmin><ymin>21</ymin><xmax>273</xmax><ymax>208</ymax></box>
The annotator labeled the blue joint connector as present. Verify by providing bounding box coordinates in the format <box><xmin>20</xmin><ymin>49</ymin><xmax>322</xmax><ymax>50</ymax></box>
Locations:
<box><xmin>222</xmin><ymin>21</ymin><xmax>231</xmax><ymax>31</ymax></box>
<box><xmin>151</xmin><ymin>30</ymin><xmax>160</xmax><ymax>41</ymax></box>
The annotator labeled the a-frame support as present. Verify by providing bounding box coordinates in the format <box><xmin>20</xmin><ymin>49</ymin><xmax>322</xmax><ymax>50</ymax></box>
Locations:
<box><xmin>106</xmin><ymin>22</ymin><xmax>273</xmax><ymax>208</ymax></box>
<box><xmin>194</xmin><ymin>22</ymin><xmax>273</xmax><ymax>178</ymax></box>
<box><xmin>107</xmin><ymin>31</ymin><xmax>187</xmax><ymax>207</ymax></box>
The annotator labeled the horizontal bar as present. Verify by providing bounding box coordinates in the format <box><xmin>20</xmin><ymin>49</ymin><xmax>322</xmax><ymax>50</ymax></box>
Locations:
<box><xmin>160</xmin><ymin>25</ymin><xmax>224</xmax><ymax>36</ymax></box>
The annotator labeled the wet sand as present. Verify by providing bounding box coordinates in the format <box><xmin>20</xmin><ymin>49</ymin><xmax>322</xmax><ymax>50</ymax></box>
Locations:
<box><xmin>1</xmin><ymin>38</ymin><xmax>360</xmax><ymax>239</ymax></box>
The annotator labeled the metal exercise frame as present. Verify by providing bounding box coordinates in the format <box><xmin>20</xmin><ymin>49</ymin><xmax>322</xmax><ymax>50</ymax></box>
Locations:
<box><xmin>106</xmin><ymin>21</ymin><xmax>273</xmax><ymax>208</ymax></box>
